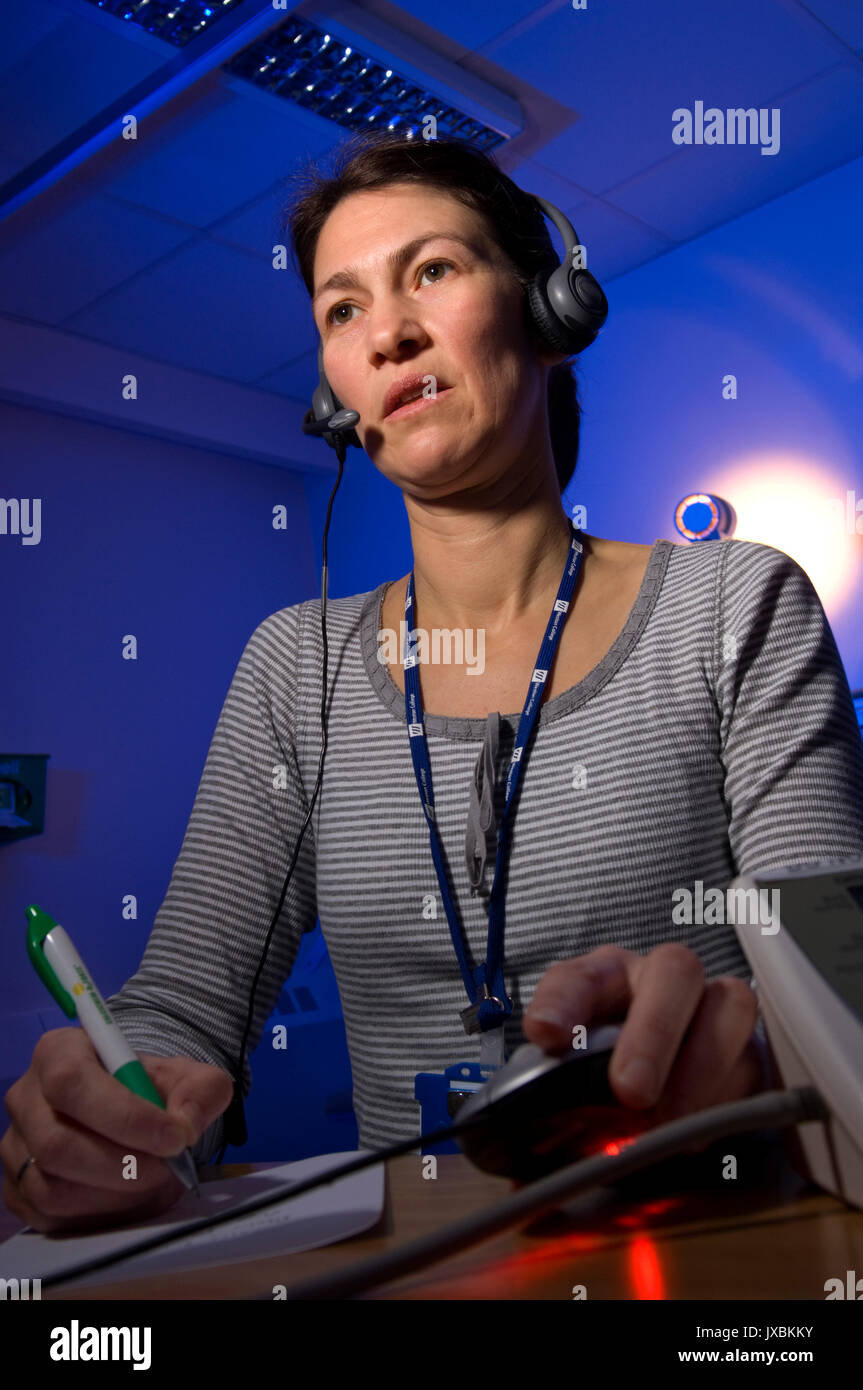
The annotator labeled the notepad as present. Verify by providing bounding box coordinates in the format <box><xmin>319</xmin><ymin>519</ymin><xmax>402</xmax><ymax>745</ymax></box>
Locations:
<box><xmin>0</xmin><ymin>1151</ymin><xmax>384</xmax><ymax>1292</ymax></box>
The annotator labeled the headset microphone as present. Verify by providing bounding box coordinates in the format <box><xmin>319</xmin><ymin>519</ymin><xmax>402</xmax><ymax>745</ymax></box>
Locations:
<box><xmin>216</xmin><ymin>189</ymin><xmax>608</xmax><ymax>1161</ymax></box>
<box><xmin>301</xmin><ymin>407</ymin><xmax>360</xmax><ymax>438</ymax></box>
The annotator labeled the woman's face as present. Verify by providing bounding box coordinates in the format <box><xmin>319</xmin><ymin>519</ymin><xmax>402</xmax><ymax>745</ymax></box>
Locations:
<box><xmin>311</xmin><ymin>183</ymin><xmax>560</xmax><ymax>495</ymax></box>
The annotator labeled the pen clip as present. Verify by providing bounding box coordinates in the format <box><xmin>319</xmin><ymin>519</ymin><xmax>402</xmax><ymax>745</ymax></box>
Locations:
<box><xmin>26</xmin><ymin>904</ymin><xmax>77</xmax><ymax>1018</ymax></box>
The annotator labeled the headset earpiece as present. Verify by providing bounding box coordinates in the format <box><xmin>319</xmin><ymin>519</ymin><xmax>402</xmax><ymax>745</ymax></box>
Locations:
<box><xmin>526</xmin><ymin>264</ymin><xmax>608</xmax><ymax>356</ymax></box>
<box><xmin>525</xmin><ymin>195</ymin><xmax>608</xmax><ymax>357</ymax></box>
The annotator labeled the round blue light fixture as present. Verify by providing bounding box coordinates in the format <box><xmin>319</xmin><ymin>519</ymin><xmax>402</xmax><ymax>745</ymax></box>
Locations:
<box><xmin>673</xmin><ymin>493</ymin><xmax>736</xmax><ymax>542</ymax></box>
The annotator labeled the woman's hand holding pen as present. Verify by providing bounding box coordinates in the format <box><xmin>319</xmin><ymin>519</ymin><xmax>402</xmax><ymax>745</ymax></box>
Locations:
<box><xmin>1</xmin><ymin>1028</ymin><xmax>233</xmax><ymax>1234</ymax></box>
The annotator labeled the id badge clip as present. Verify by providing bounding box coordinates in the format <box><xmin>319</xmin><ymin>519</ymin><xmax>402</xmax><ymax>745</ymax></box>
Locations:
<box><xmin>415</xmin><ymin>1060</ymin><xmax>500</xmax><ymax>1155</ymax></box>
<box><xmin>461</xmin><ymin>984</ymin><xmax>508</xmax><ymax>1071</ymax></box>
<box><xmin>460</xmin><ymin>982</ymin><xmax>506</xmax><ymax>1035</ymax></box>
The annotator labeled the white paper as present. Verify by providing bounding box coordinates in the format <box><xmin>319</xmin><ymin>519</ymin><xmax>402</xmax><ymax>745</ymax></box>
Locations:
<box><xmin>0</xmin><ymin>1151</ymin><xmax>384</xmax><ymax>1292</ymax></box>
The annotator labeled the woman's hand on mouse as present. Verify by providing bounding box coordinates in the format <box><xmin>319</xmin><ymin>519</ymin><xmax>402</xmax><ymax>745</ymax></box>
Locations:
<box><xmin>522</xmin><ymin>943</ymin><xmax>767</xmax><ymax>1131</ymax></box>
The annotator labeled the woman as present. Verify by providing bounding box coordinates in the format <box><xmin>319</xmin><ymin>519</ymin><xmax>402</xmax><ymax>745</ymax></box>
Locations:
<box><xmin>266</xmin><ymin>132</ymin><xmax>863</xmax><ymax>1153</ymax></box>
<box><xmin>5</xmin><ymin>134</ymin><xmax>863</xmax><ymax>1234</ymax></box>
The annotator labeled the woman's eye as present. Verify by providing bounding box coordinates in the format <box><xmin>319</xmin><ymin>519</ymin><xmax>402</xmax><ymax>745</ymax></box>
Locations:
<box><xmin>325</xmin><ymin>260</ymin><xmax>453</xmax><ymax>327</ymax></box>
<box><xmin>327</xmin><ymin>302</ymin><xmax>356</xmax><ymax>327</ymax></box>
<box><xmin>419</xmin><ymin>259</ymin><xmax>453</xmax><ymax>285</ymax></box>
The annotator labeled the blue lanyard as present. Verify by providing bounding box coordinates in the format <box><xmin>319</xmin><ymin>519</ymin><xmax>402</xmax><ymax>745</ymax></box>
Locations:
<box><xmin>402</xmin><ymin>520</ymin><xmax>585</xmax><ymax>1043</ymax></box>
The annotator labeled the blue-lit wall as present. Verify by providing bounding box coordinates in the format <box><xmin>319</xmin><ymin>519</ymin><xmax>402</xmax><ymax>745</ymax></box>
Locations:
<box><xmin>0</xmin><ymin>404</ymin><xmax>361</xmax><ymax>1160</ymax></box>
<box><xmin>574</xmin><ymin>150</ymin><xmax>863</xmax><ymax>689</ymax></box>
<box><xmin>3</xmin><ymin>151</ymin><xmax>861</xmax><ymax>1162</ymax></box>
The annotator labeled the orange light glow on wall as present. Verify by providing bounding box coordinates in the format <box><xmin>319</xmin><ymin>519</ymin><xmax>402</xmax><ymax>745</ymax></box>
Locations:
<box><xmin>710</xmin><ymin>452</ymin><xmax>861</xmax><ymax>613</ymax></box>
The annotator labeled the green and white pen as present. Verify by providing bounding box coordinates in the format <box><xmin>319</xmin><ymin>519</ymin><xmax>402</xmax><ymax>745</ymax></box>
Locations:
<box><xmin>25</xmin><ymin>904</ymin><xmax>200</xmax><ymax>1197</ymax></box>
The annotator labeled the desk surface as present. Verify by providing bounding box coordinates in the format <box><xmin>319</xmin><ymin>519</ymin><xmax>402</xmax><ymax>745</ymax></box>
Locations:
<box><xmin>2</xmin><ymin>1138</ymin><xmax>861</xmax><ymax>1300</ymax></box>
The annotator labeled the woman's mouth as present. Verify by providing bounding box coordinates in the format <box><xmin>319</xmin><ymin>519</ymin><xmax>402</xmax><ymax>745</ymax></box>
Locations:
<box><xmin>386</xmin><ymin>387</ymin><xmax>455</xmax><ymax>421</ymax></box>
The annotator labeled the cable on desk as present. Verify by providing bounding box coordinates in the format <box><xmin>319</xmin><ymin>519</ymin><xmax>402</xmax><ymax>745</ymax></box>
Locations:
<box><xmin>36</xmin><ymin>1110</ymin><xmax>488</xmax><ymax>1290</ymax></box>
<box><xmin>278</xmin><ymin>1085</ymin><xmax>828</xmax><ymax>1300</ymax></box>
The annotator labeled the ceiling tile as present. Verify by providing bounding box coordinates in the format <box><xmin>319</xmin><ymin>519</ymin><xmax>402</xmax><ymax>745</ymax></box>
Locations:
<box><xmin>0</xmin><ymin>1</ymin><xmax>65</xmax><ymax>80</ymax></box>
<box><xmin>0</xmin><ymin>196</ymin><xmax>192</xmax><ymax>323</ymax></box>
<box><xmin>208</xmin><ymin>187</ymin><xmax>291</xmax><ymax>259</ymax></box>
<box><xmin>799</xmin><ymin>0</ymin><xmax>863</xmax><ymax>49</ymax></box>
<box><xmin>484</xmin><ymin>0</ymin><xmax>844</xmax><ymax>191</ymax></box>
<box><xmin>502</xmin><ymin>156</ymin><xmax>594</xmax><ymax>216</ymax></box>
<box><xmin>101</xmin><ymin>87</ymin><xmax>334</xmax><ymax>229</ymax></box>
<box><xmin>606</xmin><ymin>64</ymin><xmax>863</xmax><ymax>241</ymax></box>
<box><xmin>63</xmin><ymin>237</ymin><xmax>315</xmax><ymax>381</ymax></box>
<box><xmin>0</xmin><ymin>12</ymin><xmax>164</xmax><ymax>167</ymax></box>
<box><xmin>359</xmin><ymin>0</ymin><xmax>548</xmax><ymax>51</ymax></box>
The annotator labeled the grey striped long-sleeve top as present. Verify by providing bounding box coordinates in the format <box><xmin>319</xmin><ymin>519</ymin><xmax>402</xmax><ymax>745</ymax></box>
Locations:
<box><xmin>105</xmin><ymin>536</ymin><xmax>863</xmax><ymax>1161</ymax></box>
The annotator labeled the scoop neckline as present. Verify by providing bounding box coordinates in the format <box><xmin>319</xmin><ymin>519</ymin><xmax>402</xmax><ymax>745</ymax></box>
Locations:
<box><xmin>360</xmin><ymin>537</ymin><xmax>675</xmax><ymax>740</ymax></box>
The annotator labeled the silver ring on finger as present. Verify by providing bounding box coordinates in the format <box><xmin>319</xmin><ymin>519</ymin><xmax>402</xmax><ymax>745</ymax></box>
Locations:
<box><xmin>16</xmin><ymin>1154</ymin><xmax>38</xmax><ymax>1185</ymax></box>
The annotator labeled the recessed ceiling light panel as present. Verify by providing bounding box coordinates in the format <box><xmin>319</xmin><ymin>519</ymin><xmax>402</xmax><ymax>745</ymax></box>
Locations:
<box><xmin>84</xmin><ymin>0</ymin><xmax>244</xmax><ymax>49</ymax></box>
<box><xmin>223</xmin><ymin>14</ymin><xmax>507</xmax><ymax>149</ymax></box>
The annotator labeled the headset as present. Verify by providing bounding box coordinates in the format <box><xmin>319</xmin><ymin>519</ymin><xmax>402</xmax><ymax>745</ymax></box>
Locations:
<box><xmin>216</xmin><ymin>192</ymin><xmax>608</xmax><ymax>1160</ymax></box>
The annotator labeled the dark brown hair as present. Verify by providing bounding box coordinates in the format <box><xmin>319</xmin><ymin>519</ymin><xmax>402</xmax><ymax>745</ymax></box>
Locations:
<box><xmin>279</xmin><ymin>131</ymin><xmax>581</xmax><ymax>493</ymax></box>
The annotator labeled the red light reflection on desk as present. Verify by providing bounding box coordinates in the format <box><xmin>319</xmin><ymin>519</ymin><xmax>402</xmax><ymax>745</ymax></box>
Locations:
<box><xmin>627</xmin><ymin>1237</ymin><xmax>666</xmax><ymax>1300</ymax></box>
<box><xmin>388</xmin><ymin>1133</ymin><xmax>683</xmax><ymax>1299</ymax></box>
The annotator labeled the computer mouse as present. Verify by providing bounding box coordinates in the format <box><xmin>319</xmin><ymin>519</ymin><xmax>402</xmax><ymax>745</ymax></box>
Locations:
<box><xmin>455</xmin><ymin>1022</ymin><xmax>640</xmax><ymax>1182</ymax></box>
